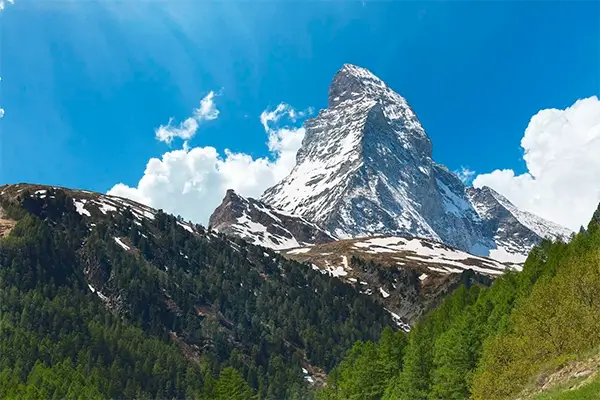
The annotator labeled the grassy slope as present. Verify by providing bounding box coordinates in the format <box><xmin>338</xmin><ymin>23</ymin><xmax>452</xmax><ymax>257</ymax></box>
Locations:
<box><xmin>534</xmin><ymin>375</ymin><xmax>600</xmax><ymax>400</ymax></box>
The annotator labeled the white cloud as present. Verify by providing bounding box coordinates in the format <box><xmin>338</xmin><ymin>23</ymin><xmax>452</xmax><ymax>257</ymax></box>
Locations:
<box><xmin>0</xmin><ymin>108</ymin><xmax>4</xmax><ymax>119</ymax></box>
<box><xmin>109</xmin><ymin>102</ymin><xmax>310</xmax><ymax>225</ymax></box>
<box><xmin>0</xmin><ymin>0</ymin><xmax>14</xmax><ymax>11</ymax></box>
<box><xmin>454</xmin><ymin>167</ymin><xmax>475</xmax><ymax>184</ymax></box>
<box><xmin>155</xmin><ymin>117</ymin><xmax>198</xmax><ymax>144</ymax></box>
<box><xmin>193</xmin><ymin>91</ymin><xmax>219</xmax><ymax>121</ymax></box>
<box><xmin>260</xmin><ymin>103</ymin><xmax>314</xmax><ymax>130</ymax></box>
<box><xmin>155</xmin><ymin>91</ymin><xmax>219</xmax><ymax>144</ymax></box>
<box><xmin>474</xmin><ymin>96</ymin><xmax>600</xmax><ymax>230</ymax></box>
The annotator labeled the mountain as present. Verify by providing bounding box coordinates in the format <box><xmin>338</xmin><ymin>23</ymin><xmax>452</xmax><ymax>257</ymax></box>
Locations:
<box><xmin>213</xmin><ymin>63</ymin><xmax>571</xmax><ymax>262</ymax></box>
<box><xmin>209</xmin><ymin>189</ymin><xmax>335</xmax><ymax>250</ymax></box>
<box><xmin>466</xmin><ymin>186</ymin><xmax>573</xmax><ymax>262</ymax></box>
<box><xmin>281</xmin><ymin>235</ymin><xmax>509</xmax><ymax>327</ymax></box>
<box><xmin>0</xmin><ymin>183</ymin><xmax>397</xmax><ymax>398</ymax></box>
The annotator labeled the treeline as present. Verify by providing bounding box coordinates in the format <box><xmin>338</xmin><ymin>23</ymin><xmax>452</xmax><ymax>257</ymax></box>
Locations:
<box><xmin>0</xmin><ymin>187</ymin><xmax>396</xmax><ymax>399</ymax></box>
<box><xmin>318</xmin><ymin>206</ymin><xmax>600</xmax><ymax>399</ymax></box>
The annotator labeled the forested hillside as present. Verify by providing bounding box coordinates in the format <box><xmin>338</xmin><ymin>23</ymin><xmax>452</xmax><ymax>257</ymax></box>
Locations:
<box><xmin>2</xmin><ymin>184</ymin><xmax>598</xmax><ymax>399</ymax></box>
<box><xmin>318</xmin><ymin>204</ymin><xmax>600</xmax><ymax>399</ymax></box>
<box><xmin>0</xmin><ymin>184</ymin><xmax>396</xmax><ymax>399</ymax></box>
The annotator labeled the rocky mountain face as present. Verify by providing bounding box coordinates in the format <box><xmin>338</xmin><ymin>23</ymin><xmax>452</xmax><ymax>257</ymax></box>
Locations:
<box><xmin>466</xmin><ymin>186</ymin><xmax>573</xmax><ymax>262</ymax></box>
<box><xmin>212</xmin><ymin>64</ymin><xmax>571</xmax><ymax>263</ymax></box>
<box><xmin>209</xmin><ymin>189</ymin><xmax>335</xmax><ymax>250</ymax></box>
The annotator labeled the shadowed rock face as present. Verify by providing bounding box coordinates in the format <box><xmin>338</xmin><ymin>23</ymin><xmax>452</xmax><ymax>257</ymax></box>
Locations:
<box><xmin>209</xmin><ymin>189</ymin><xmax>335</xmax><ymax>250</ymax></box>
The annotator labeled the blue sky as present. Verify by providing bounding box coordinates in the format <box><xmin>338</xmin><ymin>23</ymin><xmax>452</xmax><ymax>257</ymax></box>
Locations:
<box><xmin>1</xmin><ymin>0</ymin><xmax>599</xmax><ymax>227</ymax></box>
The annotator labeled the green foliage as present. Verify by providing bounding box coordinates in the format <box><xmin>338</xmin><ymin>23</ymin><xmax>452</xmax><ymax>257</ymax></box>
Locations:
<box><xmin>1</xmin><ymin>188</ymin><xmax>397</xmax><ymax>398</ymax></box>
<box><xmin>472</xmin><ymin>245</ymin><xmax>600</xmax><ymax>399</ymax></box>
<box><xmin>318</xmin><ymin>328</ymin><xmax>407</xmax><ymax>400</ymax></box>
<box><xmin>0</xmin><ymin>360</ymin><xmax>105</xmax><ymax>400</ymax></box>
<box><xmin>0</xmin><ymin>213</ymin><xmax>210</xmax><ymax>399</ymax></box>
<box><xmin>325</xmin><ymin>207</ymin><xmax>600</xmax><ymax>400</ymax></box>
<box><xmin>212</xmin><ymin>367</ymin><xmax>255</xmax><ymax>400</ymax></box>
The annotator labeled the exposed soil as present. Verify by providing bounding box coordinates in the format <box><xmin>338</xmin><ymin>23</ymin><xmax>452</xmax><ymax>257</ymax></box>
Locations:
<box><xmin>518</xmin><ymin>352</ymin><xmax>600</xmax><ymax>399</ymax></box>
<box><xmin>0</xmin><ymin>208</ymin><xmax>16</xmax><ymax>238</ymax></box>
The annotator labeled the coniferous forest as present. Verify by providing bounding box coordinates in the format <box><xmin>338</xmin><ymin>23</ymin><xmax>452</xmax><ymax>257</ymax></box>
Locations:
<box><xmin>0</xmin><ymin>187</ymin><xmax>393</xmax><ymax>399</ymax></box>
<box><xmin>317</xmin><ymin>206</ymin><xmax>600</xmax><ymax>400</ymax></box>
<box><xmin>2</xmin><ymin>186</ymin><xmax>600</xmax><ymax>399</ymax></box>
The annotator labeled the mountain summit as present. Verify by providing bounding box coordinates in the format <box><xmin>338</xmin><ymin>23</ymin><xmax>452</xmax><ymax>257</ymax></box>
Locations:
<box><xmin>216</xmin><ymin>65</ymin><xmax>571</xmax><ymax>262</ymax></box>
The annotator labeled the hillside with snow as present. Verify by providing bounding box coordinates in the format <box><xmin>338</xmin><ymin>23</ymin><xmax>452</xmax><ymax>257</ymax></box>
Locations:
<box><xmin>281</xmin><ymin>235</ymin><xmax>511</xmax><ymax>326</ymax></box>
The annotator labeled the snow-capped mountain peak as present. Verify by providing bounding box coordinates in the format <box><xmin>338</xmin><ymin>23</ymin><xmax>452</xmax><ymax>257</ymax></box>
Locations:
<box><xmin>214</xmin><ymin>64</ymin><xmax>571</xmax><ymax>264</ymax></box>
<box><xmin>328</xmin><ymin>64</ymin><xmax>388</xmax><ymax>107</ymax></box>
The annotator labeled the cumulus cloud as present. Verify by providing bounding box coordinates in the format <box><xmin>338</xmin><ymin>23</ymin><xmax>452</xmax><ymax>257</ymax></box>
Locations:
<box><xmin>109</xmin><ymin>102</ymin><xmax>311</xmax><ymax>225</ymax></box>
<box><xmin>155</xmin><ymin>91</ymin><xmax>219</xmax><ymax>144</ymax></box>
<box><xmin>454</xmin><ymin>167</ymin><xmax>475</xmax><ymax>184</ymax></box>
<box><xmin>474</xmin><ymin>96</ymin><xmax>600</xmax><ymax>231</ymax></box>
<box><xmin>0</xmin><ymin>108</ymin><xmax>4</xmax><ymax>119</ymax></box>
<box><xmin>0</xmin><ymin>0</ymin><xmax>14</xmax><ymax>11</ymax></box>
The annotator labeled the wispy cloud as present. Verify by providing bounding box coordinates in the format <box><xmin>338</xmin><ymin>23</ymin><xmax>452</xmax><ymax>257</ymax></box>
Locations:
<box><xmin>155</xmin><ymin>118</ymin><xmax>198</xmax><ymax>144</ymax></box>
<box><xmin>193</xmin><ymin>90</ymin><xmax>220</xmax><ymax>121</ymax></box>
<box><xmin>260</xmin><ymin>103</ymin><xmax>313</xmax><ymax>130</ymax></box>
<box><xmin>0</xmin><ymin>0</ymin><xmax>14</xmax><ymax>11</ymax></box>
<box><xmin>454</xmin><ymin>167</ymin><xmax>475</xmax><ymax>184</ymax></box>
<box><xmin>155</xmin><ymin>91</ymin><xmax>220</xmax><ymax>144</ymax></box>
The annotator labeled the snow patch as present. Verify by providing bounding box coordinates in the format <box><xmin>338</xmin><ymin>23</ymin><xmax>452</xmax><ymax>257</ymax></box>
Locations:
<box><xmin>327</xmin><ymin>266</ymin><xmax>348</xmax><ymax>277</ymax></box>
<box><xmin>97</xmin><ymin>201</ymin><xmax>117</xmax><ymax>214</ymax></box>
<box><xmin>177</xmin><ymin>221</ymin><xmax>194</xmax><ymax>233</ymax></box>
<box><xmin>385</xmin><ymin>308</ymin><xmax>411</xmax><ymax>332</ymax></box>
<box><xmin>114</xmin><ymin>237</ymin><xmax>130</xmax><ymax>251</ymax></box>
<box><xmin>73</xmin><ymin>199</ymin><xmax>91</xmax><ymax>217</ymax></box>
<box><xmin>488</xmin><ymin>247</ymin><xmax>528</xmax><ymax>264</ymax></box>
<box><xmin>87</xmin><ymin>284</ymin><xmax>108</xmax><ymax>301</ymax></box>
<box><xmin>287</xmin><ymin>247</ymin><xmax>311</xmax><ymax>255</ymax></box>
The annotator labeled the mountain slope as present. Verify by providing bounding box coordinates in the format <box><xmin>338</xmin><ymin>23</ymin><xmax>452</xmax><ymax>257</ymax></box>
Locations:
<box><xmin>281</xmin><ymin>235</ymin><xmax>509</xmax><ymax>327</ymax></box>
<box><xmin>209</xmin><ymin>189</ymin><xmax>507</xmax><ymax>329</ymax></box>
<box><xmin>0</xmin><ymin>183</ymin><xmax>397</xmax><ymax>398</ymax></box>
<box><xmin>467</xmin><ymin>186</ymin><xmax>573</xmax><ymax>262</ymax></box>
<box><xmin>209</xmin><ymin>189</ymin><xmax>336</xmax><ymax>250</ymax></box>
<box><xmin>255</xmin><ymin>64</ymin><xmax>571</xmax><ymax>261</ymax></box>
